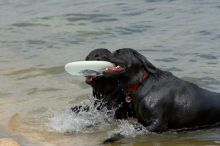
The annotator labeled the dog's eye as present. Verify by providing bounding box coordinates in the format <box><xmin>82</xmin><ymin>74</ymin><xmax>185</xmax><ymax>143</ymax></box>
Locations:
<box><xmin>94</xmin><ymin>54</ymin><xmax>99</xmax><ymax>58</ymax></box>
<box><xmin>115</xmin><ymin>50</ymin><xmax>121</xmax><ymax>55</ymax></box>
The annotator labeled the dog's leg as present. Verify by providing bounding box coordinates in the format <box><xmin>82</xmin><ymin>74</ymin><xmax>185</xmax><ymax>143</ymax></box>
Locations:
<box><xmin>145</xmin><ymin>119</ymin><xmax>167</xmax><ymax>132</ymax></box>
<box><xmin>71</xmin><ymin>99</ymin><xmax>102</xmax><ymax>114</ymax></box>
<box><xmin>103</xmin><ymin>123</ymin><xmax>146</xmax><ymax>144</ymax></box>
<box><xmin>71</xmin><ymin>105</ymin><xmax>90</xmax><ymax>113</ymax></box>
<box><xmin>103</xmin><ymin>133</ymin><xmax>124</xmax><ymax>144</ymax></box>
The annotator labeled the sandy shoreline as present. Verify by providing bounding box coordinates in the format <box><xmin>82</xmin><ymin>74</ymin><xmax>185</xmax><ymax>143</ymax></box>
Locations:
<box><xmin>0</xmin><ymin>138</ymin><xmax>20</xmax><ymax>146</ymax></box>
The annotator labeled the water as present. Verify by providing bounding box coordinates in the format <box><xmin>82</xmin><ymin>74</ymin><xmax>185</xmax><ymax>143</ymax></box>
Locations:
<box><xmin>0</xmin><ymin>0</ymin><xmax>220</xmax><ymax>145</ymax></box>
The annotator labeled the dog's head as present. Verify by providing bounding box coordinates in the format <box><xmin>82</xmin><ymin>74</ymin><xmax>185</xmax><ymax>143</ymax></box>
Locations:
<box><xmin>85</xmin><ymin>48</ymin><xmax>112</xmax><ymax>85</ymax></box>
<box><xmin>103</xmin><ymin>48</ymin><xmax>158</xmax><ymax>88</ymax></box>
<box><xmin>85</xmin><ymin>48</ymin><xmax>120</xmax><ymax>100</ymax></box>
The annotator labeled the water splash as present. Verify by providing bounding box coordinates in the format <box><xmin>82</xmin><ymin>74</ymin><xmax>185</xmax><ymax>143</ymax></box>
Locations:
<box><xmin>108</xmin><ymin>120</ymin><xmax>149</xmax><ymax>138</ymax></box>
<box><xmin>47</xmin><ymin>97</ymin><xmax>148</xmax><ymax>139</ymax></box>
<box><xmin>47</xmin><ymin>98</ymin><xmax>115</xmax><ymax>133</ymax></box>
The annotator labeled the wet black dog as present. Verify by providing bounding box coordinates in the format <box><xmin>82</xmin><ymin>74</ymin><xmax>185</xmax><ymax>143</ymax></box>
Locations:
<box><xmin>71</xmin><ymin>48</ymin><xmax>135</xmax><ymax>119</ymax></box>
<box><xmin>102</xmin><ymin>48</ymin><xmax>220</xmax><ymax>132</ymax></box>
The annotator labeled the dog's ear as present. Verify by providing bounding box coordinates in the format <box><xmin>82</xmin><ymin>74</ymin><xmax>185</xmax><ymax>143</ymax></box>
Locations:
<box><xmin>133</xmin><ymin>51</ymin><xmax>157</xmax><ymax>74</ymax></box>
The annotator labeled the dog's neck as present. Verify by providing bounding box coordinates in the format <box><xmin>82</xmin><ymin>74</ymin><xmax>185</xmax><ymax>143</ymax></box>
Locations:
<box><xmin>123</xmin><ymin>71</ymin><xmax>150</xmax><ymax>95</ymax></box>
<box><xmin>121</xmin><ymin>71</ymin><xmax>149</xmax><ymax>103</ymax></box>
<box><xmin>126</xmin><ymin>71</ymin><xmax>149</xmax><ymax>94</ymax></box>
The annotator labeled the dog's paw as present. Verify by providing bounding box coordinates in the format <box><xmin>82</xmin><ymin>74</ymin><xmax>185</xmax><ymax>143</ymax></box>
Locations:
<box><xmin>103</xmin><ymin>133</ymin><xmax>124</xmax><ymax>144</ymax></box>
<box><xmin>71</xmin><ymin>106</ymin><xmax>82</xmax><ymax>114</ymax></box>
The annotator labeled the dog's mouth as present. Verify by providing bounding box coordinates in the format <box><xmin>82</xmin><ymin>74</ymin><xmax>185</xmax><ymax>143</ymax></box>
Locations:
<box><xmin>104</xmin><ymin>65</ymin><xmax>125</xmax><ymax>73</ymax></box>
<box><xmin>85</xmin><ymin>65</ymin><xmax>125</xmax><ymax>84</ymax></box>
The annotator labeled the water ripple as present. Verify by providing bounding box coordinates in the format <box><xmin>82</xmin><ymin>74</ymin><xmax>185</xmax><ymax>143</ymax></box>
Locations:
<box><xmin>145</xmin><ymin>0</ymin><xmax>176</xmax><ymax>2</ymax></box>
<box><xmin>27</xmin><ymin>88</ymin><xmax>63</xmax><ymax>95</ymax></box>
<box><xmin>65</xmin><ymin>13</ymin><xmax>118</xmax><ymax>23</ymax></box>
<box><xmin>12</xmin><ymin>22</ymin><xmax>50</xmax><ymax>27</ymax></box>
<box><xmin>122</xmin><ymin>10</ymin><xmax>146</xmax><ymax>16</ymax></box>
<box><xmin>114</xmin><ymin>24</ymin><xmax>152</xmax><ymax>35</ymax></box>
<box><xmin>155</xmin><ymin>58</ymin><xmax>178</xmax><ymax>62</ymax></box>
<box><xmin>2</xmin><ymin>66</ymin><xmax>64</xmax><ymax>80</ymax></box>
<box><xmin>197</xmin><ymin>54</ymin><xmax>218</xmax><ymax>60</ymax></box>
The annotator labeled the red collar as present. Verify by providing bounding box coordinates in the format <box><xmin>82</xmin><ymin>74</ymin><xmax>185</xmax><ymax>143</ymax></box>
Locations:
<box><xmin>126</xmin><ymin>71</ymin><xmax>149</xmax><ymax>94</ymax></box>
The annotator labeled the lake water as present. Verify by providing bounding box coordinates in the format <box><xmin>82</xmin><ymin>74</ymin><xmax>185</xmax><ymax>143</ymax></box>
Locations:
<box><xmin>1</xmin><ymin>0</ymin><xmax>220</xmax><ymax>146</ymax></box>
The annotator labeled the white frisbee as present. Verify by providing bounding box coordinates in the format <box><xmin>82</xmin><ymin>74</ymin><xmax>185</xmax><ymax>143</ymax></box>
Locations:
<box><xmin>65</xmin><ymin>61</ymin><xmax>115</xmax><ymax>76</ymax></box>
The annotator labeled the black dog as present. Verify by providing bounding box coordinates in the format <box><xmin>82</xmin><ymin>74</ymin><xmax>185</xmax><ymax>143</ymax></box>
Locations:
<box><xmin>102</xmin><ymin>48</ymin><xmax>220</xmax><ymax>132</ymax></box>
<box><xmin>72</xmin><ymin>48</ymin><xmax>136</xmax><ymax>119</ymax></box>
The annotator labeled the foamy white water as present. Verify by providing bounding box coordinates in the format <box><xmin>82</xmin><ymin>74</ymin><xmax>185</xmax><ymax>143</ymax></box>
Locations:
<box><xmin>48</xmin><ymin>98</ymin><xmax>115</xmax><ymax>133</ymax></box>
<box><xmin>48</xmin><ymin>98</ymin><xmax>148</xmax><ymax>139</ymax></box>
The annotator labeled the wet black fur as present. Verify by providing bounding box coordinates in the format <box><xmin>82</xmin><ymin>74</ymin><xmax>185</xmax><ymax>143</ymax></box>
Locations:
<box><xmin>104</xmin><ymin>48</ymin><xmax>220</xmax><ymax>132</ymax></box>
<box><xmin>71</xmin><ymin>48</ymin><xmax>136</xmax><ymax>119</ymax></box>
